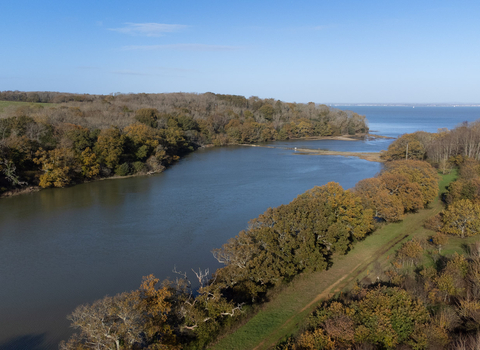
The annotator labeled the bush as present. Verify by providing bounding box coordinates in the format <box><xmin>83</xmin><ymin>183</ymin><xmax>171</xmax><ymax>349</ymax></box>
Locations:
<box><xmin>114</xmin><ymin>162</ymin><xmax>130</xmax><ymax>176</ymax></box>
<box><xmin>132</xmin><ymin>161</ymin><xmax>146</xmax><ymax>174</ymax></box>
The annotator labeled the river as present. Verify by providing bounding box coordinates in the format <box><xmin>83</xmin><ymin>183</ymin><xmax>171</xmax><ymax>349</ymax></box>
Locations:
<box><xmin>0</xmin><ymin>106</ymin><xmax>478</xmax><ymax>349</ymax></box>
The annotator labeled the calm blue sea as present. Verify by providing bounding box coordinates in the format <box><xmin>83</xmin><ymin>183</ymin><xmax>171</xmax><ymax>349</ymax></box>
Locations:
<box><xmin>336</xmin><ymin>106</ymin><xmax>480</xmax><ymax>138</ymax></box>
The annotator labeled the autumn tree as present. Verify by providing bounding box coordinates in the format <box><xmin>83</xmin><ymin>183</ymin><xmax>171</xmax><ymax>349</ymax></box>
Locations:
<box><xmin>296</xmin><ymin>286</ymin><xmax>430</xmax><ymax>350</ymax></box>
<box><xmin>61</xmin><ymin>291</ymin><xmax>146</xmax><ymax>350</ymax></box>
<box><xmin>381</xmin><ymin>132</ymin><xmax>432</xmax><ymax>161</ymax></box>
<box><xmin>382</xmin><ymin>160</ymin><xmax>439</xmax><ymax>206</ymax></box>
<box><xmin>61</xmin><ymin>275</ymin><xmax>179</xmax><ymax>350</ymax></box>
<box><xmin>354</xmin><ymin>177</ymin><xmax>404</xmax><ymax>222</ymax></box>
<box><xmin>396</xmin><ymin>239</ymin><xmax>424</xmax><ymax>267</ymax></box>
<box><xmin>94</xmin><ymin>127</ymin><xmax>125</xmax><ymax>170</ymax></box>
<box><xmin>33</xmin><ymin>148</ymin><xmax>75</xmax><ymax>187</ymax></box>
<box><xmin>441</xmin><ymin>199</ymin><xmax>480</xmax><ymax>238</ymax></box>
<box><xmin>378</xmin><ymin>172</ymin><xmax>424</xmax><ymax>212</ymax></box>
<box><xmin>79</xmin><ymin>147</ymin><xmax>100</xmax><ymax>179</ymax></box>
<box><xmin>124</xmin><ymin>123</ymin><xmax>161</xmax><ymax>161</ymax></box>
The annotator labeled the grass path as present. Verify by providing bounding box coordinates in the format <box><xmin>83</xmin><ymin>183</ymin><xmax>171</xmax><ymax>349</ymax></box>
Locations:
<box><xmin>210</xmin><ymin>172</ymin><xmax>455</xmax><ymax>350</ymax></box>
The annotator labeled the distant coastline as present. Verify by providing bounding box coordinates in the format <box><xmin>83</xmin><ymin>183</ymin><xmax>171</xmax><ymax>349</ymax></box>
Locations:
<box><xmin>329</xmin><ymin>103</ymin><xmax>480</xmax><ymax>107</ymax></box>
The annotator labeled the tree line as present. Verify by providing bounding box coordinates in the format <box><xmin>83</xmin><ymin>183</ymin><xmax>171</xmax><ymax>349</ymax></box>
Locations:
<box><xmin>0</xmin><ymin>91</ymin><xmax>369</xmax><ymax>194</ymax></box>
<box><xmin>382</xmin><ymin>124</ymin><xmax>480</xmax><ymax>240</ymax></box>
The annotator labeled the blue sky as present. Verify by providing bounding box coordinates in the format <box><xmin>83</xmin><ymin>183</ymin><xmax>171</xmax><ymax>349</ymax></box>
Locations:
<box><xmin>1</xmin><ymin>0</ymin><xmax>479</xmax><ymax>103</ymax></box>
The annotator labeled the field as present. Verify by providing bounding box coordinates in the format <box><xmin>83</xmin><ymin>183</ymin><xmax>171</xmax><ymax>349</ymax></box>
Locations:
<box><xmin>210</xmin><ymin>171</ymin><xmax>458</xmax><ymax>350</ymax></box>
<box><xmin>0</xmin><ymin>101</ymin><xmax>55</xmax><ymax>114</ymax></box>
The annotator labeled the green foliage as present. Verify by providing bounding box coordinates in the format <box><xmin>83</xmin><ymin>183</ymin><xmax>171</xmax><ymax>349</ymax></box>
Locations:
<box><xmin>299</xmin><ymin>287</ymin><xmax>430</xmax><ymax>350</ymax></box>
<box><xmin>212</xmin><ymin>182</ymin><xmax>374</xmax><ymax>301</ymax></box>
<box><xmin>176</xmin><ymin>114</ymin><xmax>199</xmax><ymax>131</ymax></box>
<box><xmin>135</xmin><ymin>108</ymin><xmax>159</xmax><ymax>128</ymax></box>
<box><xmin>115</xmin><ymin>162</ymin><xmax>130</xmax><ymax>176</ymax></box>
<box><xmin>132</xmin><ymin>161</ymin><xmax>146</xmax><ymax>174</ymax></box>
<box><xmin>259</xmin><ymin>103</ymin><xmax>275</xmax><ymax>121</ymax></box>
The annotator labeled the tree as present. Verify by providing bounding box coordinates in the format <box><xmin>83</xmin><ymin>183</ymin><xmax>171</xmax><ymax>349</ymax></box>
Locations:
<box><xmin>135</xmin><ymin>108</ymin><xmax>159</xmax><ymax>128</ymax></box>
<box><xmin>80</xmin><ymin>147</ymin><xmax>100</xmax><ymax>179</ymax></box>
<box><xmin>441</xmin><ymin>199</ymin><xmax>480</xmax><ymax>238</ymax></box>
<box><xmin>61</xmin><ymin>275</ymin><xmax>179</xmax><ymax>350</ymax></box>
<box><xmin>94</xmin><ymin>127</ymin><xmax>125</xmax><ymax>169</ymax></box>
<box><xmin>33</xmin><ymin>148</ymin><xmax>75</xmax><ymax>188</ymax></box>
<box><xmin>381</xmin><ymin>132</ymin><xmax>430</xmax><ymax>161</ymax></box>
<box><xmin>397</xmin><ymin>239</ymin><xmax>424</xmax><ymax>266</ymax></box>
<box><xmin>378</xmin><ymin>172</ymin><xmax>424</xmax><ymax>212</ymax></box>
<box><xmin>353</xmin><ymin>286</ymin><xmax>430</xmax><ymax>349</ymax></box>
<box><xmin>382</xmin><ymin>160</ymin><xmax>439</xmax><ymax>206</ymax></box>
<box><xmin>61</xmin><ymin>291</ymin><xmax>145</xmax><ymax>350</ymax></box>
<box><xmin>258</xmin><ymin>103</ymin><xmax>275</xmax><ymax>121</ymax></box>
<box><xmin>298</xmin><ymin>182</ymin><xmax>375</xmax><ymax>243</ymax></box>
<box><xmin>124</xmin><ymin>123</ymin><xmax>161</xmax><ymax>161</ymax></box>
<box><xmin>354</xmin><ymin>177</ymin><xmax>404</xmax><ymax>222</ymax></box>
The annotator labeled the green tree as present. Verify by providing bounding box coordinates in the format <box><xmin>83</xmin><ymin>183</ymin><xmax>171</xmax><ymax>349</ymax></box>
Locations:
<box><xmin>135</xmin><ymin>108</ymin><xmax>159</xmax><ymax>128</ymax></box>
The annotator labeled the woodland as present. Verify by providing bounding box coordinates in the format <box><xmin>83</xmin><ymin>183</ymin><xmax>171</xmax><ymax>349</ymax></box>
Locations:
<box><xmin>3</xmin><ymin>91</ymin><xmax>480</xmax><ymax>349</ymax></box>
<box><xmin>0</xmin><ymin>91</ymin><xmax>368</xmax><ymax>195</ymax></box>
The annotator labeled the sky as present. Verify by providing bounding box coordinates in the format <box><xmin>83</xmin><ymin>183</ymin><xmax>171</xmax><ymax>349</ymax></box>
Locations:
<box><xmin>1</xmin><ymin>0</ymin><xmax>479</xmax><ymax>103</ymax></box>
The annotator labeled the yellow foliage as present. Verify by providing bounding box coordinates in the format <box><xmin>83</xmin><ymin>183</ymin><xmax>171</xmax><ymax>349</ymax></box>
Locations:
<box><xmin>34</xmin><ymin>148</ymin><xmax>74</xmax><ymax>188</ymax></box>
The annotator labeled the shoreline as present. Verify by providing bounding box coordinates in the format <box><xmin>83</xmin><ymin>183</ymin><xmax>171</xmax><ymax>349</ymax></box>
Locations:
<box><xmin>0</xmin><ymin>134</ymin><xmax>388</xmax><ymax>198</ymax></box>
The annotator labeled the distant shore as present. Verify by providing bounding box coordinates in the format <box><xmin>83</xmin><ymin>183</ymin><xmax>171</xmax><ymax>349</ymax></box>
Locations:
<box><xmin>294</xmin><ymin>149</ymin><xmax>383</xmax><ymax>162</ymax></box>
<box><xmin>240</xmin><ymin>134</ymin><xmax>389</xmax><ymax>162</ymax></box>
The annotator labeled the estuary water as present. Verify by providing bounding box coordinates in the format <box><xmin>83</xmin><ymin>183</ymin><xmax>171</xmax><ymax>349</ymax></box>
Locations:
<box><xmin>0</xmin><ymin>106</ymin><xmax>478</xmax><ymax>349</ymax></box>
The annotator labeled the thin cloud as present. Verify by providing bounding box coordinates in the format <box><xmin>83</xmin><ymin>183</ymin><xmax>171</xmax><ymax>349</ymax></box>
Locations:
<box><xmin>109</xmin><ymin>23</ymin><xmax>188</xmax><ymax>37</ymax></box>
<box><xmin>111</xmin><ymin>70</ymin><xmax>150</xmax><ymax>76</ymax></box>
<box><xmin>122</xmin><ymin>44</ymin><xmax>242</xmax><ymax>52</ymax></box>
<box><xmin>77</xmin><ymin>66</ymin><xmax>100</xmax><ymax>70</ymax></box>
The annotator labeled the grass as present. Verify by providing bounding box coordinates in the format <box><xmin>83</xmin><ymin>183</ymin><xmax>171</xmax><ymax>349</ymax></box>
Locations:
<box><xmin>0</xmin><ymin>101</ymin><xmax>55</xmax><ymax>113</ymax></box>
<box><xmin>209</xmin><ymin>170</ymin><xmax>458</xmax><ymax>350</ymax></box>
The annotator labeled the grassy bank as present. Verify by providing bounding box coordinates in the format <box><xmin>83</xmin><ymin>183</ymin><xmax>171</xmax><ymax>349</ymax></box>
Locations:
<box><xmin>0</xmin><ymin>101</ymin><xmax>55</xmax><ymax>113</ymax></box>
<box><xmin>210</xmin><ymin>171</ymin><xmax>456</xmax><ymax>350</ymax></box>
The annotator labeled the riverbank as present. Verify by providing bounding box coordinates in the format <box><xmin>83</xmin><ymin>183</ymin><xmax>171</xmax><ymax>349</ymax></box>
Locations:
<box><xmin>0</xmin><ymin>185</ymin><xmax>41</xmax><ymax>198</ymax></box>
<box><xmin>1</xmin><ymin>134</ymin><xmax>384</xmax><ymax>199</ymax></box>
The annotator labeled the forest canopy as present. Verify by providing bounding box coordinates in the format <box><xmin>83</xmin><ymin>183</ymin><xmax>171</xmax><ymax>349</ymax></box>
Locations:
<box><xmin>0</xmin><ymin>91</ymin><xmax>369</xmax><ymax>194</ymax></box>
